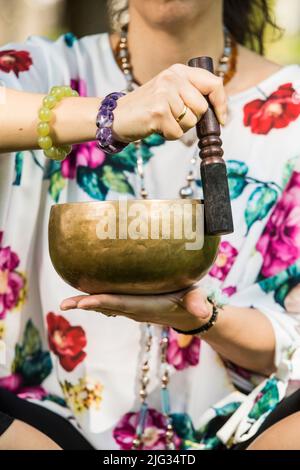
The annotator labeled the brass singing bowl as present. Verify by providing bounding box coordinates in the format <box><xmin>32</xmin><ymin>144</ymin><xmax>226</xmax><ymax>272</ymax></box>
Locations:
<box><xmin>49</xmin><ymin>199</ymin><xmax>220</xmax><ymax>295</ymax></box>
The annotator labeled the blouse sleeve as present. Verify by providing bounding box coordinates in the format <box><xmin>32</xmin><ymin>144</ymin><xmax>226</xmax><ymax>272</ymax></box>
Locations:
<box><xmin>0</xmin><ymin>34</ymin><xmax>78</xmax><ymax>228</ymax></box>
<box><xmin>0</xmin><ymin>34</ymin><xmax>80</xmax><ymax>367</ymax></box>
<box><xmin>225</xmin><ymin>164</ymin><xmax>300</xmax><ymax>376</ymax></box>
<box><xmin>231</xmin><ymin>280</ymin><xmax>300</xmax><ymax>369</ymax></box>
<box><xmin>0</xmin><ymin>32</ymin><xmax>88</xmax><ymax>374</ymax></box>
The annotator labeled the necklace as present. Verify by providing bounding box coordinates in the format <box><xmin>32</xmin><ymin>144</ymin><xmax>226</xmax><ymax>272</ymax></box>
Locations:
<box><xmin>116</xmin><ymin>26</ymin><xmax>237</xmax><ymax>90</ymax></box>
<box><xmin>114</xmin><ymin>26</ymin><xmax>237</xmax><ymax>450</ymax></box>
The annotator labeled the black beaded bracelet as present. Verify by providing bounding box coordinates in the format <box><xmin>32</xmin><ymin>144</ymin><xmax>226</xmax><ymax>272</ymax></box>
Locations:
<box><xmin>173</xmin><ymin>297</ymin><xmax>220</xmax><ymax>336</ymax></box>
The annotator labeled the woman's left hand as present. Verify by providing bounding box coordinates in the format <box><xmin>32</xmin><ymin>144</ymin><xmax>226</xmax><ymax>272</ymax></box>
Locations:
<box><xmin>60</xmin><ymin>287</ymin><xmax>212</xmax><ymax>332</ymax></box>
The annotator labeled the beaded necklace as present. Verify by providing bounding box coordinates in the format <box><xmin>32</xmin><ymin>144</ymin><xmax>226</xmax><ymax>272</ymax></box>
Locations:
<box><xmin>114</xmin><ymin>26</ymin><xmax>237</xmax><ymax>450</ymax></box>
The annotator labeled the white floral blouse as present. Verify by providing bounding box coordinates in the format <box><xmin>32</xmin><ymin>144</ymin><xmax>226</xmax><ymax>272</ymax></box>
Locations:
<box><xmin>1</xmin><ymin>32</ymin><xmax>300</xmax><ymax>450</ymax></box>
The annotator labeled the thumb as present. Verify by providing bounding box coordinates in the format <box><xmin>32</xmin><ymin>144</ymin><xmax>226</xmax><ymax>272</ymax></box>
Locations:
<box><xmin>182</xmin><ymin>288</ymin><xmax>211</xmax><ymax>320</ymax></box>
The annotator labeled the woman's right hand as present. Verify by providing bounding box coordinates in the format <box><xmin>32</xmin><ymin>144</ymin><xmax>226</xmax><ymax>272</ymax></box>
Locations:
<box><xmin>113</xmin><ymin>63</ymin><xmax>227</xmax><ymax>143</ymax></box>
<box><xmin>0</xmin><ymin>64</ymin><xmax>226</xmax><ymax>153</ymax></box>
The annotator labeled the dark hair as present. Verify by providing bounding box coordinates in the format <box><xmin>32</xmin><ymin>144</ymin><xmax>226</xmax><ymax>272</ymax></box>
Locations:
<box><xmin>224</xmin><ymin>0</ymin><xmax>281</xmax><ymax>54</ymax></box>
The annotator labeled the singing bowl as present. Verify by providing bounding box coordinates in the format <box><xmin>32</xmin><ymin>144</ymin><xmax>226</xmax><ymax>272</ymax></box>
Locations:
<box><xmin>49</xmin><ymin>199</ymin><xmax>220</xmax><ymax>295</ymax></box>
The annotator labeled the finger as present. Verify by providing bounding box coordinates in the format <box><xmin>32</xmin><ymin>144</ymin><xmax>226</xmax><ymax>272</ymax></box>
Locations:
<box><xmin>170</xmin><ymin>104</ymin><xmax>198</xmax><ymax>133</ymax></box>
<box><xmin>60</xmin><ymin>295</ymin><xmax>89</xmax><ymax>311</ymax></box>
<box><xmin>208</xmin><ymin>84</ymin><xmax>228</xmax><ymax>126</ymax></box>
<box><xmin>61</xmin><ymin>296</ymin><xmax>142</xmax><ymax>322</ymax></box>
<box><xmin>181</xmin><ymin>288</ymin><xmax>211</xmax><ymax>320</ymax></box>
<box><xmin>164</xmin><ymin>74</ymin><xmax>209</xmax><ymax>121</ymax></box>
<box><xmin>189</xmin><ymin>71</ymin><xmax>227</xmax><ymax>126</ymax></box>
<box><xmin>163</xmin><ymin>83</ymin><xmax>197</xmax><ymax>133</ymax></box>
<box><xmin>76</xmin><ymin>293</ymin><xmax>174</xmax><ymax>324</ymax></box>
<box><xmin>76</xmin><ymin>293</ymin><xmax>151</xmax><ymax>313</ymax></box>
<box><xmin>158</xmin><ymin>107</ymin><xmax>185</xmax><ymax>140</ymax></box>
<box><xmin>63</xmin><ymin>287</ymin><xmax>191</xmax><ymax>313</ymax></box>
<box><xmin>179</xmin><ymin>83</ymin><xmax>209</xmax><ymax>121</ymax></box>
<box><xmin>171</xmin><ymin>65</ymin><xmax>227</xmax><ymax>125</ymax></box>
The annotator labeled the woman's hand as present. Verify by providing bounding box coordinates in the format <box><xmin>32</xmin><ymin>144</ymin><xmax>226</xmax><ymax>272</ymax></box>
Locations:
<box><xmin>0</xmin><ymin>64</ymin><xmax>226</xmax><ymax>153</ymax></box>
<box><xmin>60</xmin><ymin>287</ymin><xmax>213</xmax><ymax>332</ymax></box>
<box><xmin>61</xmin><ymin>289</ymin><xmax>277</xmax><ymax>375</ymax></box>
<box><xmin>113</xmin><ymin>64</ymin><xmax>227</xmax><ymax>143</ymax></box>
<box><xmin>61</xmin><ymin>287</ymin><xmax>275</xmax><ymax>375</ymax></box>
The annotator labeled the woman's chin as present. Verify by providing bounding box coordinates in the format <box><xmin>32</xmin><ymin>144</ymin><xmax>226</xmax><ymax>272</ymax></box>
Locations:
<box><xmin>130</xmin><ymin>0</ymin><xmax>218</xmax><ymax>29</ymax></box>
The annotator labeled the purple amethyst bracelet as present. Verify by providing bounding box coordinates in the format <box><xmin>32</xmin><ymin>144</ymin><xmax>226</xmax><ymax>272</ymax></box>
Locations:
<box><xmin>96</xmin><ymin>92</ymin><xmax>127</xmax><ymax>154</ymax></box>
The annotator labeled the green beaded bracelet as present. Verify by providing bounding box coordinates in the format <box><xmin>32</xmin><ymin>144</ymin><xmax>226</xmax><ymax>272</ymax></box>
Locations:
<box><xmin>37</xmin><ymin>85</ymin><xmax>79</xmax><ymax>161</ymax></box>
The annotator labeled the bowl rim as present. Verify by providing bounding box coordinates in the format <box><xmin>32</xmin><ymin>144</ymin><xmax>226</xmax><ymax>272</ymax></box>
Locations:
<box><xmin>50</xmin><ymin>198</ymin><xmax>205</xmax><ymax>209</ymax></box>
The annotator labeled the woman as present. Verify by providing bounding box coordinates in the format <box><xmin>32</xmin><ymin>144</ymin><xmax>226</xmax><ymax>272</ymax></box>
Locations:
<box><xmin>0</xmin><ymin>0</ymin><xmax>300</xmax><ymax>450</ymax></box>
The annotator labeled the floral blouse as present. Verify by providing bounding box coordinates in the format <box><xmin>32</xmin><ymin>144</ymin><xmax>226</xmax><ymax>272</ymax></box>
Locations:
<box><xmin>1</xmin><ymin>32</ymin><xmax>300</xmax><ymax>450</ymax></box>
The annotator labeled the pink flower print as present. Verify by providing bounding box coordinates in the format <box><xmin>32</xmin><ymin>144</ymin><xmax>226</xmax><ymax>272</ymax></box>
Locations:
<box><xmin>222</xmin><ymin>286</ymin><xmax>237</xmax><ymax>297</ymax></box>
<box><xmin>61</xmin><ymin>142</ymin><xmax>106</xmax><ymax>179</ymax></box>
<box><xmin>166</xmin><ymin>329</ymin><xmax>201</xmax><ymax>371</ymax></box>
<box><xmin>0</xmin><ymin>238</ymin><xmax>25</xmax><ymax>319</ymax></box>
<box><xmin>225</xmin><ymin>361</ymin><xmax>252</xmax><ymax>381</ymax></box>
<box><xmin>113</xmin><ymin>408</ymin><xmax>181</xmax><ymax>450</ymax></box>
<box><xmin>256</xmin><ymin>171</ymin><xmax>300</xmax><ymax>277</ymax></box>
<box><xmin>0</xmin><ymin>373</ymin><xmax>23</xmax><ymax>392</ymax></box>
<box><xmin>17</xmin><ymin>385</ymin><xmax>47</xmax><ymax>400</ymax></box>
<box><xmin>209</xmin><ymin>241</ymin><xmax>238</xmax><ymax>281</ymax></box>
<box><xmin>61</xmin><ymin>77</ymin><xmax>106</xmax><ymax>179</ymax></box>
<box><xmin>70</xmin><ymin>78</ymin><xmax>87</xmax><ymax>97</ymax></box>
<box><xmin>0</xmin><ymin>373</ymin><xmax>47</xmax><ymax>400</ymax></box>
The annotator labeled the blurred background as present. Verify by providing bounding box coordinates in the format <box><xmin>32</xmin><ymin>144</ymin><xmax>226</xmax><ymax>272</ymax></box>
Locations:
<box><xmin>0</xmin><ymin>0</ymin><xmax>299</xmax><ymax>64</ymax></box>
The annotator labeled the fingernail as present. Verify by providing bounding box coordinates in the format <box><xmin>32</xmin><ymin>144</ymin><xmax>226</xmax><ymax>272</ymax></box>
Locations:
<box><xmin>220</xmin><ymin>112</ymin><xmax>227</xmax><ymax>126</ymax></box>
<box><xmin>60</xmin><ymin>299</ymin><xmax>77</xmax><ymax>311</ymax></box>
